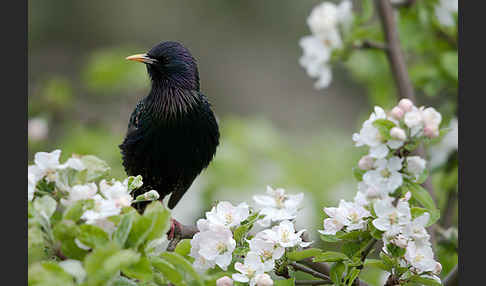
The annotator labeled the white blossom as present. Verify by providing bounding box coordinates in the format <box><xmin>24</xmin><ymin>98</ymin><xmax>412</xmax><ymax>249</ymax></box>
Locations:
<box><xmin>319</xmin><ymin>199</ymin><xmax>371</xmax><ymax>235</ymax></box>
<box><xmin>254</xmin><ymin>186</ymin><xmax>303</xmax><ymax>227</ymax></box>
<box><xmin>232</xmin><ymin>252</ymin><xmax>267</xmax><ymax>286</ymax></box>
<box><xmin>28</xmin><ymin>117</ymin><xmax>49</xmax><ymax>141</ymax></box>
<box><xmin>99</xmin><ymin>180</ymin><xmax>132</xmax><ymax>208</ymax></box>
<box><xmin>358</xmin><ymin>155</ymin><xmax>375</xmax><ymax>170</ymax></box>
<box><xmin>352</xmin><ymin>107</ymin><xmax>402</xmax><ymax>158</ymax></box>
<box><xmin>390</xmin><ymin>127</ymin><xmax>407</xmax><ymax>141</ymax></box>
<box><xmin>205</xmin><ymin>201</ymin><xmax>249</xmax><ymax>228</ymax></box>
<box><xmin>299</xmin><ymin>36</ymin><xmax>333</xmax><ymax>89</ymax></box>
<box><xmin>248</xmin><ymin>236</ymin><xmax>284</xmax><ymax>271</ymax></box>
<box><xmin>196</xmin><ymin>225</ymin><xmax>236</xmax><ymax>271</ymax></box>
<box><xmin>406</xmin><ymin>156</ymin><xmax>427</xmax><ymax>180</ymax></box>
<box><xmin>28</xmin><ymin>171</ymin><xmax>37</xmax><ymax>202</ymax></box>
<box><xmin>372</xmin><ymin>199</ymin><xmax>411</xmax><ymax>237</ymax></box>
<box><xmin>435</xmin><ymin>0</ymin><xmax>458</xmax><ymax>27</ymax></box>
<box><xmin>363</xmin><ymin>156</ymin><xmax>403</xmax><ymax>194</ymax></box>
<box><xmin>254</xmin><ymin>273</ymin><xmax>274</xmax><ymax>286</ymax></box>
<box><xmin>190</xmin><ymin>231</ymin><xmax>216</xmax><ymax>272</ymax></box>
<box><xmin>402</xmin><ymin>213</ymin><xmax>430</xmax><ymax>244</ymax></box>
<box><xmin>60</xmin><ymin>183</ymin><xmax>98</xmax><ymax>206</ymax></box>
<box><xmin>59</xmin><ymin>259</ymin><xmax>86</xmax><ymax>284</ymax></box>
<box><xmin>258</xmin><ymin>220</ymin><xmax>310</xmax><ymax>248</ymax></box>
<box><xmin>216</xmin><ymin>276</ymin><xmax>234</xmax><ymax>286</ymax></box>
<box><xmin>81</xmin><ymin>194</ymin><xmax>121</xmax><ymax>225</ymax></box>
<box><xmin>429</xmin><ymin>118</ymin><xmax>458</xmax><ymax>168</ymax></box>
<box><xmin>404</xmin><ymin>241</ymin><xmax>438</xmax><ymax>274</ymax></box>
<box><xmin>398</xmin><ymin>99</ymin><xmax>414</xmax><ymax>112</ymax></box>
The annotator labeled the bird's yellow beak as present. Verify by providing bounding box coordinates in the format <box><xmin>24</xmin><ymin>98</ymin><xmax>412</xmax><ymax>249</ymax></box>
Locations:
<box><xmin>125</xmin><ymin>53</ymin><xmax>157</xmax><ymax>64</ymax></box>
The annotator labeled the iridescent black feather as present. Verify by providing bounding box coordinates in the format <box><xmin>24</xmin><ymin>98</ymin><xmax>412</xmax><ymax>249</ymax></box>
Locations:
<box><xmin>119</xmin><ymin>42</ymin><xmax>219</xmax><ymax>211</ymax></box>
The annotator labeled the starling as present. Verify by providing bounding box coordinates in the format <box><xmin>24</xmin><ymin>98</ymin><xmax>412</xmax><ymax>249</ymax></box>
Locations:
<box><xmin>120</xmin><ymin>41</ymin><xmax>219</xmax><ymax>212</ymax></box>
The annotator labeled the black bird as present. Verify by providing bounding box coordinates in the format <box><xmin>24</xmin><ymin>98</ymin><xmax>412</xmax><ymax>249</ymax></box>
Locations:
<box><xmin>120</xmin><ymin>41</ymin><xmax>219</xmax><ymax>212</ymax></box>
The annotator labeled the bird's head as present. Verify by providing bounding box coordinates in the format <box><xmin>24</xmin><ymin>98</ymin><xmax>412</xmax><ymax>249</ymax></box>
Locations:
<box><xmin>126</xmin><ymin>41</ymin><xmax>199</xmax><ymax>90</ymax></box>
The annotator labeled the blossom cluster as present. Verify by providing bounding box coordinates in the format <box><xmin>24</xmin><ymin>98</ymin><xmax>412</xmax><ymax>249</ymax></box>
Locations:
<box><xmin>299</xmin><ymin>0</ymin><xmax>353</xmax><ymax>89</ymax></box>
<box><xmin>28</xmin><ymin>149</ymin><xmax>159</xmax><ymax>234</ymax></box>
<box><xmin>320</xmin><ymin>99</ymin><xmax>443</xmax><ymax>282</ymax></box>
<box><xmin>189</xmin><ymin>186</ymin><xmax>308</xmax><ymax>286</ymax></box>
<box><xmin>434</xmin><ymin>0</ymin><xmax>458</xmax><ymax>27</ymax></box>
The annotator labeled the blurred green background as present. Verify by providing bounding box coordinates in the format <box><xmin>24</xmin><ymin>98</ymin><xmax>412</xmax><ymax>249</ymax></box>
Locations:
<box><xmin>29</xmin><ymin>1</ymin><xmax>456</xmax><ymax>284</ymax></box>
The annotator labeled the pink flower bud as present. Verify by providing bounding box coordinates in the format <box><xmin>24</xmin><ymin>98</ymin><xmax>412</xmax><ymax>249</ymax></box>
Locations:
<box><xmin>390</xmin><ymin>106</ymin><xmax>404</xmax><ymax>119</ymax></box>
<box><xmin>216</xmin><ymin>276</ymin><xmax>234</xmax><ymax>286</ymax></box>
<box><xmin>423</xmin><ymin>125</ymin><xmax>439</xmax><ymax>138</ymax></box>
<box><xmin>398</xmin><ymin>98</ymin><xmax>414</xmax><ymax>112</ymax></box>
<box><xmin>358</xmin><ymin>155</ymin><xmax>375</xmax><ymax>170</ymax></box>
<box><xmin>433</xmin><ymin>262</ymin><xmax>442</xmax><ymax>275</ymax></box>
<box><xmin>390</xmin><ymin>127</ymin><xmax>407</xmax><ymax>141</ymax></box>
<box><xmin>255</xmin><ymin>274</ymin><xmax>273</xmax><ymax>286</ymax></box>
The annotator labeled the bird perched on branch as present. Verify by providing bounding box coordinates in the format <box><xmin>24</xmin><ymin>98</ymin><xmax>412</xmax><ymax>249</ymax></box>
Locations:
<box><xmin>120</xmin><ymin>41</ymin><xmax>219</xmax><ymax>212</ymax></box>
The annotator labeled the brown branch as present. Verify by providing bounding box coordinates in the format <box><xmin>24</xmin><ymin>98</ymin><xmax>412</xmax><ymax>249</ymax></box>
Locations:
<box><xmin>353</xmin><ymin>40</ymin><xmax>388</xmax><ymax>50</ymax></box>
<box><xmin>375</xmin><ymin>0</ymin><xmax>416</xmax><ymax>101</ymax></box>
<box><xmin>295</xmin><ymin>280</ymin><xmax>333</xmax><ymax>285</ymax></box>
<box><xmin>443</xmin><ymin>264</ymin><xmax>458</xmax><ymax>286</ymax></box>
<box><xmin>391</xmin><ymin>0</ymin><xmax>417</xmax><ymax>8</ymax></box>
<box><xmin>290</xmin><ymin>261</ymin><xmax>332</xmax><ymax>281</ymax></box>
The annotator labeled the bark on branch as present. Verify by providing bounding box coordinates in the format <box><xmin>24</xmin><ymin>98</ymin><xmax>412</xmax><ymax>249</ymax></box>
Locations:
<box><xmin>375</xmin><ymin>0</ymin><xmax>416</xmax><ymax>101</ymax></box>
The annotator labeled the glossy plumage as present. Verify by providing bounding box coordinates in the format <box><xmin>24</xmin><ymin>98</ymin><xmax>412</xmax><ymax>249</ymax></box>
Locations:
<box><xmin>119</xmin><ymin>42</ymin><xmax>219</xmax><ymax>210</ymax></box>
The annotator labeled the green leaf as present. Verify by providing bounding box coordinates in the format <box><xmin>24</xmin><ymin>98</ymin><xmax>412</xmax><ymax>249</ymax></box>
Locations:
<box><xmin>346</xmin><ymin>268</ymin><xmax>360</xmax><ymax>286</ymax></box>
<box><xmin>410</xmin><ymin>207</ymin><xmax>439</xmax><ymax>226</ymax></box>
<box><xmin>63</xmin><ymin>199</ymin><xmax>94</xmax><ymax>222</ymax></box>
<box><xmin>274</xmin><ymin>277</ymin><xmax>295</xmax><ymax>286</ymax></box>
<box><xmin>126</xmin><ymin>175</ymin><xmax>143</xmax><ymax>193</ymax></box>
<box><xmin>386</xmin><ymin>243</ymin><xmax>406</xmax><ymax>258</ymax></box>
<box><xmin>415</xmin><ymin>168</ymin><xmax>429</xmax><ymax>184</ymax></box>
<box><xmin>408</xmin><ymin>275</ymin><xmax>442</xmax><ymax>286</ymax></box>
<box><xmin>379</xmin><ymin>252</ymin><xmax>395</xmax><ymax>269</ymax></box>
<box><xmin>175</xmin><ymin>239</ymin><xmax>192</xmax><ymax>257</ymax></box>
<box><xmin>353</xmin><ymin>167</ymin><xmax>365</xmax><ymax>182</ymax></box>
<box><xmin>313</xmin><ymin>251</ymin><xmax>349</xmax><ymax>263</ymax></box>
<box><xmin>337</xmin><ymin>230</ymin><xmax>370</xmax><ymax>242</ymax></box>
<box><xmin>84</xmin><ymin>242</ymin><xmax>140</xmax><ymax>286</ymax></box>
<box><xmin>80</xmin><ymin>155</ymin><xmax>110</xmax><ymax>181</ymax></box>
<box><xmin>364</xmin><ymin>259</ymin><xmax>390</xmax><ymax>271</ymax></box>
<box><xmin>122</xmin><ymin>256</ymin><xmax>153</xmax><ymax>282</ymax></box>
<box><xmin>52</xmin><ymin>220</ymin><xmax>88</xmax><ymax>260</ymax></box>
<box><xmin>320</xmin><ymin>234</ymin><xmax>341</xmax><ymax>243</ymax></box>
<box><xmin>28</xmin><ymin>225</ymin><xmax>49</xmax><ymax>265</ymax></box>
<box><xmin>77</xmin><ymin>224</ymin><xmax>110</xmax><ymax>249</ymax></box>
<box><xmin>33</xmin><ymin>195</ymin><xmax>57</xmax><ymax>220</ymax></box>
<box><xmin>373</xmin><ymin>119</ymin><xmax>396</xmax><ymax>140</ymax></box>
<box><xmin>109</xmin><ymin>276</ymin><xmax>139</xmax><ymax>286</ymax></box>
<box><xmin>407</xmin><ymin>183</ymin><xmax>440</xmax><ymax>225</ymax></box>
<box><xmin>149</xmin><ymin>256</ymin><xmax>184</xmax><ymax>286</ymax></box>
<box><xmin>330</xmin><ymin>261</ymin><xmax>346</xmax><ymax>286</ymax></box>
<box><xmin>28</xmin><ymin>261</ymin><xmax>75</xmax><ymax>286</ymax></box>
<box><xmin>125</xmin><ymin>213</ymin><xmax>154</xmax><ymax>250</ymax></box>
<box><xmin>160</xmin><ymin>252</ymin><xmax>204</xmax><ymax>286</ymax></box>
<box><xmin>440</xmin><ymin>51</ymin><xmax>458</xmax><ymax>81</ymax></box>
<box><xmin>143</xmin><ymin>201</ymin><xmax>171</xmax><ymax>243</ymax></box>
<box><xmin>113</xmin><ymin>212</ymin><xmax>135</xmax><ymax>247</ymax></box>
<box><xmin>233</xmin><ymin>224</ymin><xmax>251</xmax><ymax>244</ymax></box>
<box><xmin>287</xmin><ymin>248</ymin><xmax>322</xmax><ymax>261</ymax></box>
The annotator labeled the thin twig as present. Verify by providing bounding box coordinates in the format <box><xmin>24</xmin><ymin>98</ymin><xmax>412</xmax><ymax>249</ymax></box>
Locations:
<box><xmin>289</xmin><ymin>262</ymin><xmax>332</xmax><ymax>281</ymax></box>
<box><xmin>295</xmin><ymin>280</ymin><xmax>333</xmax><ymax>285</ymax></box>
<box><xmin>443</xmin><ymin>264</ymin><xmax>458</xmax><ymax>286</ymax></box>
<box><xmin>353</xmin><ymin>40</ymin><xmax>388</xmax><ymax>50</ymax></box>
<box><xmin>375</xmin><ymin>0</ymin><xmax>416</xmax><ymax>101</ymax></box>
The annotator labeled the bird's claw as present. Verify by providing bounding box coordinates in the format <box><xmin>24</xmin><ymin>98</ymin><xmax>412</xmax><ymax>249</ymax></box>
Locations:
<box><xmin>168</xmin><ymin>218</ymin><xmax>181</xmax><ymax>240</ymax></box>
